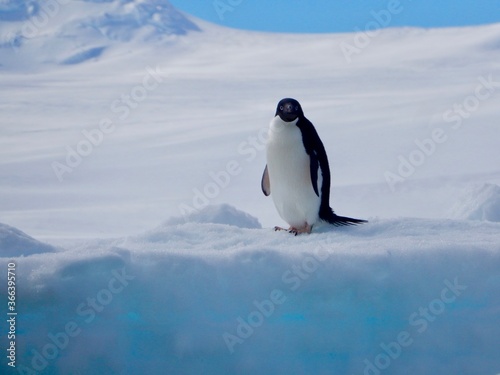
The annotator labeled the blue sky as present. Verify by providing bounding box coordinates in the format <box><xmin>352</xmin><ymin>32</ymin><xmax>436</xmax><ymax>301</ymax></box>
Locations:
<box><xmin>169</xmin><ymin>0</ymin><xmax>500</xmax><ymax>33</ymax></box>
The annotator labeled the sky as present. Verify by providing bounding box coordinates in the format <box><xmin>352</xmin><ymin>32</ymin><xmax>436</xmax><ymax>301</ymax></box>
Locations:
<box><xmin>169</xmin><ymin>0</ymin><xmax>500</xmax><ymax>33</ymax></box>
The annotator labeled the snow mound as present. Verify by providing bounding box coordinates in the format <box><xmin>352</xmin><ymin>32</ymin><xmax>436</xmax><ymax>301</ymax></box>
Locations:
<box><xmin>450</xmin><ymin>183</ymin><xmax>500</xmax><ymax>222</ymax></box>
<box><xmin>165</xmin><ymin>204</ymin><xmax>262</xmax><ymax>229</ymax></box>
<box><xmin>0</xmin><ymin>223</ymin><xmax>57</xmax><ymax>257</ymax></box>
<box><xmin>1</xmin><ymin>217</ymin><xmax>499</xmax><ymax>374</ymax></box>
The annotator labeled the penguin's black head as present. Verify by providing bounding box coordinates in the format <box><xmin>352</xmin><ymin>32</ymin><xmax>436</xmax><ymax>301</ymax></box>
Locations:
<box><xmin>275</xmin><ymin>98</ymin><xmax>303</xmax><ymax>122</ymax></box>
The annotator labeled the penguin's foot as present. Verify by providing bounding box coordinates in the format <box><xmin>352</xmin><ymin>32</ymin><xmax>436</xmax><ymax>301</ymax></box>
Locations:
<box><xmin>274</xmin><ymin>226</ymin><xmax>298</xmax><ymax>235</ymax></box>
<box><xmin>289</xmin><ymin>224</ymin><xmax>313</xmax><ymax>236</ymax></box>
<box><xmin>274</xmin><ymin>224</ymin><xmax>312</xmax><ymax>236</ymax></box>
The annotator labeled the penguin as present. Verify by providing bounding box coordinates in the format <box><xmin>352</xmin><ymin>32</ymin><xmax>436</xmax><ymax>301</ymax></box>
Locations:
<box><xmin>261</xmin><ymin>98</ymin><xmax>367</xmax><ymax>235</ymax></box>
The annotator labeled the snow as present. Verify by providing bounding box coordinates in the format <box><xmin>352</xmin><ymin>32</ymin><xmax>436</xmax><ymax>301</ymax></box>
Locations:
<box><xmin>1</xmin><ymin>205</ymin><xmax>500</xmax><ymax>374</ymax></box>
<box><xmin>1</xmin><ymin>1</ymin><xmax>500</xmax><ymax>374</ymax></box>
<box><xmin>164</xmin><ymin>203</ymin><xmax>262</xmax><ymax>229</ymax></box>
<box><xmin>0</xmin><ymin>223</ymin><xmax>58</xmax><ymax>257</ymax></box>
<box><xmin>450</xmin><ymin>183</ymin><xmax>500</xmax><ymax>222</ymax></box>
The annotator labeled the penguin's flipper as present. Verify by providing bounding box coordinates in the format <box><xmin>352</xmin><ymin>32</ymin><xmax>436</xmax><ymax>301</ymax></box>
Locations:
<box><xmin>261</xmin><ymin>165</ymin><xmax>271</xmax><ymax>196</ymax></box>
<box><xmin>309</xmin><ymin>151</ymin><xmax>319</xmax><ymax>197</ymax></box>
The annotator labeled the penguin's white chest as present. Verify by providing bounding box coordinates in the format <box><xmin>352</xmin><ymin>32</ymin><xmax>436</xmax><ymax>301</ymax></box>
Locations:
<box><xmin>266</xmin><ymin>117</ymin><xmax>322</xmax><ymax>227</ymax></box>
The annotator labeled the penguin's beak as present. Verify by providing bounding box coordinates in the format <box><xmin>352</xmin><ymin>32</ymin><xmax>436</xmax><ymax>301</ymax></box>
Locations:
<box><xmin>283</xmin><ymin>103</ymin><xmax>294</xmax><ymax>113</ymax></box>
<box><xmin>277</xmin><ymin>103</ymin><xmax>297</xmax><ymax>122</ymax></box>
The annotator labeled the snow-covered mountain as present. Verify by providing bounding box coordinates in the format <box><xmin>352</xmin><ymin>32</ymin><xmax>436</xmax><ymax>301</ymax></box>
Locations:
<box><xmin>0</xmin><ymin>0</ymin><xmax>200</xmax><ymax>68</ymax></box>
<box><xmin>0</xmin><ymin>1</ymin><xmax>500</xmax><ymax>374</ymax></box>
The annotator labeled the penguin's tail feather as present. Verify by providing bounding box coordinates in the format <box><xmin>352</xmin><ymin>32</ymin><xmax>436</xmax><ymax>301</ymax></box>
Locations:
<box><xmin>319</xmin><ymin>206</ymin><xmax>367</xmax><ymax>227</ymax></box>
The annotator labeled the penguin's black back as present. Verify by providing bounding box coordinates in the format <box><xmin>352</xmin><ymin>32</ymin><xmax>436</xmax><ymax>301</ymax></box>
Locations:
<box><xmin>296</xmin><ymin>116</ymin><xmax>367</xmax><ymax>227</ymax></box>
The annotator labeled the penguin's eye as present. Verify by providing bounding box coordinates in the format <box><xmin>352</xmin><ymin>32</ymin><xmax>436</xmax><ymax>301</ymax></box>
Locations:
<box><xmin>295</xmin><ymin>106</ymin><xmax>299</xmax><ymax>111</ymax></box>
<box><xmin>279</xmin><ymin>106</ymin><xmax>284</xmax><ymax>111</ymax></box>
